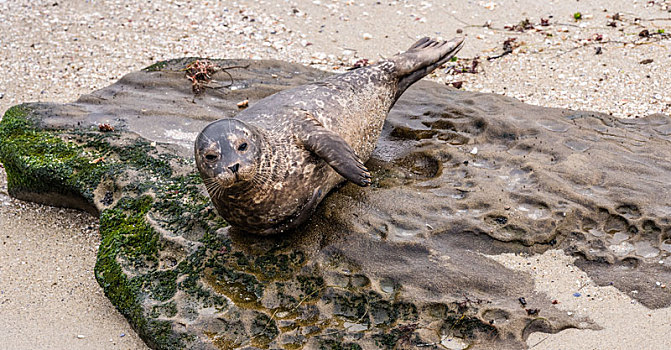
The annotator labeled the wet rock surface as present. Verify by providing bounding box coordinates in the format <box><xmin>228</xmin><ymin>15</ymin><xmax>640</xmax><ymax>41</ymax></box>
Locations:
<box><xmin>1</xmin><ymin>58</ymin><xmax>669</xmax><ymax>349</ymax></box>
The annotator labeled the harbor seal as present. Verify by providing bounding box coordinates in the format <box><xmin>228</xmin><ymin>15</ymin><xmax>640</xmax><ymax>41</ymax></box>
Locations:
<box><xmin>195</xmin><ymin>37</ymin><xmax>464</xmax><ymax>235</ymax></box>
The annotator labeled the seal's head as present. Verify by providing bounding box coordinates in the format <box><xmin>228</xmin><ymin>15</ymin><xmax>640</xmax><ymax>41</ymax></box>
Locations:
<box><xmin>195</xmin><ymin>118</ymin><xmax>263</xmax><ymax>193</ymax></box>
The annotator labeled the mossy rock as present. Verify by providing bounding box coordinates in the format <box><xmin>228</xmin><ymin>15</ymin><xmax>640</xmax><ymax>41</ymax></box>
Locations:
<box><xmin>2</xmin><ymin>58</ymin><xmax>671</xmax><ymax>349</ymax></box>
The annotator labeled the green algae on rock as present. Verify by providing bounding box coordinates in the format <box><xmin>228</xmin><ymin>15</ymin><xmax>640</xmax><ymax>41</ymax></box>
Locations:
<box><xmin>2</xmin><ymin>58</ymin><xmax>671</xmax><ymax>349</ymax></box>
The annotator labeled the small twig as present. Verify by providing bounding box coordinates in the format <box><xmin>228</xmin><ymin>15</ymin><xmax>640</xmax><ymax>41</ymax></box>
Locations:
<box><xmin>487</xmin><ymin>50</ymin><xmax>513</xmax><ymax>60</ymax></box>
<box><xmin>554</xmin><ymin>22</ymin><xmax>582</xmax><ymax>28</ymax></box>
<box><xmin>487</xmin><ymin>38</ymin><xmax>519</xmax><ymax>61</ymax></box>
<box><xmin>530</xmin><ymin>335</ymin><xmax>550</xmax><ymax>348</ymax></box>
<box><xmin>184</xmin><ymin>60</ymin><xmax>249</xmax><ymax>95</ymax></box>
<box><xmin>638</xmin><ymin>17</ymin><xmax>671</xmax><ymax>22</ymax></box>
<box><xmin>552</xmin><ymin>34</ymin><xmax>670</xmax><ymax>58</ymax></box>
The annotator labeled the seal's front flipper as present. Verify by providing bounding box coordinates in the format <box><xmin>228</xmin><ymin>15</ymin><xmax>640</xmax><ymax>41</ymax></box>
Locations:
<box><xmin>297</xmin><ymin>114</ymin><xmax>372</xmax><ymax>187</ymax></box>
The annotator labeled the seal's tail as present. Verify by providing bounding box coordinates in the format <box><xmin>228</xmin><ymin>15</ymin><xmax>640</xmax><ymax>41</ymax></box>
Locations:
<box><xmin>392</xmin><ymin>37</ymin><xmax>465</xmax><ymax>102</ymax></box>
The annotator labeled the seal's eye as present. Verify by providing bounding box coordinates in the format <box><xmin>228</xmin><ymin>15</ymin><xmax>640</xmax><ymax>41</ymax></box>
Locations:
<box><xmin>238</xmin><ymin>143</ymin><xmax>248</xmax><ymax>152</ymax></box>
<box><xmin>205</xmin><ymin>154</ymin><xmax>218</xmax><ymax>161</ymax></box>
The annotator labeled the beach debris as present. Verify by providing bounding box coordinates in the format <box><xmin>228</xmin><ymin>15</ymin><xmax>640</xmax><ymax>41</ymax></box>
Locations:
<box><xmin>503</xmin><ymin>37</ymin><xmax>519</xmax><ymax>52</ymax></box>
<box><xmin>518</xmin><ymin>297</ymin><xmax>527</xmax><ymax>306</ymax></box>
<box><xmin>120</xmin><ymin>333</ymin><xmax>126</xmax><ymax>337</ymax></box>
<box><xmin>639</xmin><ymin>29</ymin><xmax>651</xmax><ymax>38</ymax></box>
<box><xmin>449</xmin><ymin>57</ymin><xmax>480</xmax><ymax>74</ymax></box>
<box><xmin>640</xmin><ymin>59</ymin><xmax>654</xmax><ymax>64</ymax></box>
<box><xmin>183</xmin><ymin>59</ymin><xmax>248</xmax><ymax>95</ymax></box>
<box><xmin>573</xmin><ymin>292</ymin><xmax>582</xmax><ymax>297</ymax></box>
<box><xmin>451</xmin><ymin>81</ymin><xmax>464</xmax><ymax>89</ymax></box>
<box><xmin>504</xmin><ymin>18</ymin><xmax>534</xmax><ymax>32</ymax></box>
<box><xmin>89</xmin><ymin>156</ymin><xmax>105</xmax><ymax>164</ymax></box>
<box><xmin>98</xmin><ymin>123</ymin><xmax>114</xmax><ymax>132</ymax></box>
<box><xmin>551</xmin><ymin>299</ymin><xmax>560</xmax><ymax>304</ymax></box>
<box><xmin>362</xmin><ymin>32</ymin><xmax>372</xmax><ymax>40</ymax></box>
<box><xmin>185</xmin><ymin>59</ymin><xmax>217</xmax><ymax>95</ymax></box>
<box><xmin>77</xmin><ymin>334</ymin><xmax>86</xmax><ymax>339</ymax></box>
<box><xmin>482</xmin><ymin>2</ymin><xmax>497</xmax><ymax>10</ymax></box>
<box><xmin>0</xmin><ymin>92</ymin><xmax>4</xmax><ymax>99</ymax></box>
<box><xmin>488</xmin><ymin>38</ymin><xmax>519</xmax><ymax>61</ymax></box>
<box><xmin>595</xmin><ymin>46</ymin><xmax>602</xmax><ymax>55</ymax></box>
<box><xmin>348</xmin><ymin>58</ymin><xmax>370</xmax><ymax>70</ymax></box>
<box><xmin>540</xmin><ymin>18</ymin><xmax>550</xmax><ymax>26</ymax></box>
<box><xmin>573</xmin><ymin>12</ymin><xmax>582</xmax><ymax>20</ymax></box>
<box><xmin>525</xmin><ymin>308</ymin><xmax>540</xmax><ymax>316</ymax></box>
<box><xmin>237</xmin><ymin>99</ymin><xmax>249</xmax><ymax>109</ymax></box>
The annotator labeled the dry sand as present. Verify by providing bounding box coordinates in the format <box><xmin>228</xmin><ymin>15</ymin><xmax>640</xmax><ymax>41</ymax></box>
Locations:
<box><xmin>1</xmin><ymin>0</ymin><xmax>670</xmax><ymax>349</ymax></box>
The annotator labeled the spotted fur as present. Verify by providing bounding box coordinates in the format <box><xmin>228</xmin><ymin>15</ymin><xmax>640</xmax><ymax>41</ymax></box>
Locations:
<box><xmin>195</xmin><ymin>37</ymin><xmax>464</xmax><ymax>235</ymax></box>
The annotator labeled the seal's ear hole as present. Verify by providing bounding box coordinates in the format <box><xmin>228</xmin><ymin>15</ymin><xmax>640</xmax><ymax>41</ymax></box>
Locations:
<box><xmin>205</xmin><ymin>154</ymin><xmax>218</xmax><ymax>161</ymax></box>
<box><xmin>238</xmin><ymin>143</ymin><xmax>248</xmax><ymax>152</ymax></box>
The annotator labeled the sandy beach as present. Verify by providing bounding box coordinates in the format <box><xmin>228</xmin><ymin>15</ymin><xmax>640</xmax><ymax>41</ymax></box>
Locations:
<box><xmin>1</xmin><ymin>0</ymin><xmax>670</xmax><ymax>349</ymax></box>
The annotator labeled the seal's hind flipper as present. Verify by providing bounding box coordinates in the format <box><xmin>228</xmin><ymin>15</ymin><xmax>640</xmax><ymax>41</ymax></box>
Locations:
<box><xmin>297</xmin><ymin>113</ymin><xmax>372</xmax><ymax>187</ymax></box>
<box><xmin>392</xmin><ymin>36</ymin><xmax>465</xmax><ymax>102</ymax></box>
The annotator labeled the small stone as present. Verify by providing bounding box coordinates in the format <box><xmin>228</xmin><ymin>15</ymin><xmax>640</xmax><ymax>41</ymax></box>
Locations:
<box><xmin>470</xmin><ymin>147</ymin><xmax>478</xmax><ymax>155</ymax></box>
<box><xmin>362</xmin><ymin>33</ymin><xmax>372</xmax><ymax>40</ymax></box>
<box><xmin>98</xmin><ymin>123</ymin><xmax>114</xmax><ymax>132</ymax></box>
<box><xmin>237</xmin><ymin>100</ymin><xmax>249</xmax><ymax>109</ymax></box>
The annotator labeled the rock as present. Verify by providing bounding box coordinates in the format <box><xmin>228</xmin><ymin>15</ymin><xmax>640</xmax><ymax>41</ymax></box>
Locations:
<box><xmin>2</xmin><ymin>58</ymin><xmax>671</xmax><ymax>349</ymax></box>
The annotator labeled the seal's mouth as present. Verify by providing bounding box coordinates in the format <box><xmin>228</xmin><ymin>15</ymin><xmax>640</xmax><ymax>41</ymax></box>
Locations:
<box><xmin>202</xmin><ymin>174</ymin><xmax>236</xmax><ymax>199</ymax></box>
<box><xmin>215</xmin><ymin>173</ymin><xmax>237</xmax><ymax>188</ymax></box>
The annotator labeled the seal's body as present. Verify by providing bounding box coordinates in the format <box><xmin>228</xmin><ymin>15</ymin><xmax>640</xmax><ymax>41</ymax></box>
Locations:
<box><xmin>195</xmin><ymin>37</ymin><xmax>464</xmax><ymax>235</ymax></box>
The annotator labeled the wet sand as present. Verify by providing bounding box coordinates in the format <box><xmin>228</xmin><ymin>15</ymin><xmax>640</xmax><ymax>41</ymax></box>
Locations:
<box><xmin>1</xmin><ymin>0</ymin><xmax>670</xmax><ymax>349</ymax></box>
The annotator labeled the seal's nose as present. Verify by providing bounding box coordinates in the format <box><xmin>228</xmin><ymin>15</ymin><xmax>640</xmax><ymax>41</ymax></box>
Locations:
<box><xmin>228</xmin><ymin>163</ymin><xmax>240</xmax><ymax>173</ymax></box>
